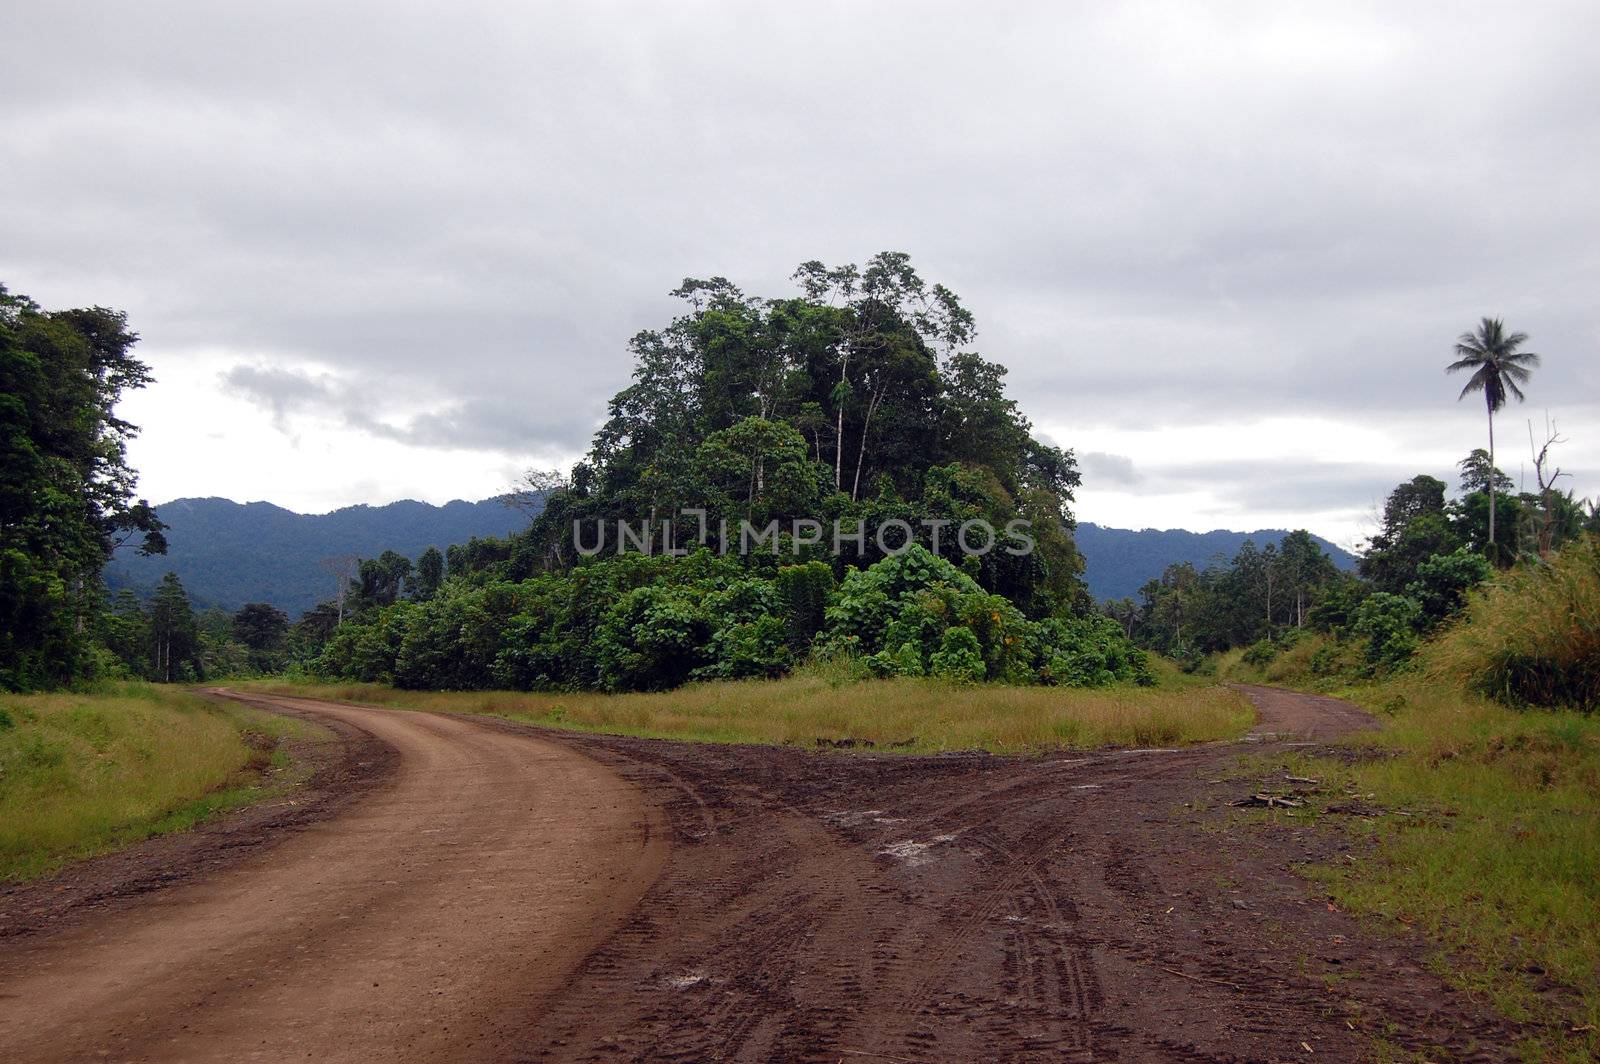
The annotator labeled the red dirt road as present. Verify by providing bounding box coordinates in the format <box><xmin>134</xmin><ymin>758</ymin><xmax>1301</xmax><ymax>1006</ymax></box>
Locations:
<box><xmin>0</xmin><ymin>686</ymin><xmax>1517</xmax><ymax>1062</ymax></box>
<box><xmin>0</xmin><ymin>693</ymin><xmax>665</xmax><ymax>1063</ymax></box>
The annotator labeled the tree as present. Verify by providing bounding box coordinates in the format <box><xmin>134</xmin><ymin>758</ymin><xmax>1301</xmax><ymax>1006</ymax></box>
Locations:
<box><xmin>1361</xmin><ymin>476</ymin><xmax>1460</xmax><ymax>593</ymax></box>
<box><xmin>1273</xmin><ymin>530</ymin><xmax>1338</xmax><ymax>628</ymax></box>
<box><xmin>349</xmin><ymin>550</ymin><xmax>413</xmax><ymax>612</ymax></box>
<box><xmin>1447</xmin><ymin>318</ymin><xmax>1539</xmax><ymax>552</ymax></box>
<box><xmin>519</xmin><ymin>251</ymin><xmax>1087</xmax><ymax>609</ymax></box>
<box><xmin>1</xmin><ymin>285</ymin><xmax>166</xmax><ymax>689</ymax></box>
<box><xmin>1456</xmin><ymin>449</ymin><xmax>1512</xmax><ymax>498</ymax></box>
<box><xmin>233</xmin><ymin>602</ymin><xmax>290</xmax><ymax>671</ymax></box>
<box><xmin>410</xmin><ymin>546</ymin><xmax>445</xmax><ymax>601</ymax></box>
<box><xmin>148</xmin><ymin>572</ymin><xmax>200</xmax><ymax>682</ymax></box>
<box><xmin>1405</xmin><ymin>549</ymin><xmax>1490</xmax><ymax>630</ymax></box>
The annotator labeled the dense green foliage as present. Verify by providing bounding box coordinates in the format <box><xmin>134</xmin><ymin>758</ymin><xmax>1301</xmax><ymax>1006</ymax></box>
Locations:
<box><xmin>1</xmin><ymin>285</ymin><xmax>166</xmax><ymax>690</ymax></box>
<box><xmin>1122</xmin><ymin>530</ymin><xmax>1341</xmax><ymax>663</ymax></box>
<box><xmin>314</xmin><ymin>547</ymin><xmax>1149</xmax><ymax>691</ymax></box>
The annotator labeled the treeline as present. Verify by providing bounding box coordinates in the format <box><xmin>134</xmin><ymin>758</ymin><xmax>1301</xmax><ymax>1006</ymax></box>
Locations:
<box><xmin>97</xmin><ymin>574</ymin><xmax>332</xmax><ymax>681</ymax></box>
<box><xmin>312</xmin><ymin>254</ymin><xmax>1148</xmax><ymax>692</ymax></box>
<box><xmin>1114</xmin><ymin>450</ymin><xmax>1599</xmax><ymax>672</ymax></box>
<box><xmin>316</xmin><ymin>547</ymin><xmax>1148</xmax><ymax>691</ymax></box>
<box><xmin>1109</xmin><ymin>530</ymin><xmax>1341</xmax><ymax>660</ymax></box>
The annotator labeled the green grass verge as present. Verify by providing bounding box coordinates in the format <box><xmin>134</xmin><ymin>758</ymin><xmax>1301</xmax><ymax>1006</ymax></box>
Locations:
<box><xmin>245</xmin><ymin>669</ymin><xmax>1254</xmax><ymax>755</ymax></box>
<box><xmin>1242</xmin><ymin>679</ymin><xmax>1600</xmax><ymax>1062</ymax></box>
<box><xmin>0</xmin><ymin>682</ymin><xmax>329</xmax><ymax>882</ymax></box>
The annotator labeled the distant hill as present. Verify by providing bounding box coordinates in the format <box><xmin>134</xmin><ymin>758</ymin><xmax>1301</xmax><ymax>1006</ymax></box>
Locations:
<box><xmin>105</xmin><ymin>497</ymin><xmax>535</xmax><ymax>616</ymax></box>
<box><xmin>106</xmin><ymin>497</ymin><xmax>1356</xmax><ymax>617</ymax></box>
<box><xmin>1076</xmin><ymin>522</ymin><xmax>1358</xmax><ymax>602</ymax></box>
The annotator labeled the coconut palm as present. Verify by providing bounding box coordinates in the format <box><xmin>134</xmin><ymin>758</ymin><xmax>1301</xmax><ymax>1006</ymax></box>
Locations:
<box><xmin>1447</xmin><ymin>318</ymin><xmax>1540</xmax><ymax>549</ymax></box>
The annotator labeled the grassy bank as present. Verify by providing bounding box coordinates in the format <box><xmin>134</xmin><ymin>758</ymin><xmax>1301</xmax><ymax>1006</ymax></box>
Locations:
<box><xmin>0</xmin><ymin>682</ymin><xmax>327</xmax><ymax>881</ymax></box>
<box><xmin>1252</xmin><ymin>682</ymin><xmax>1600</xmax><ymax>1061</ymax></box>
<box><xmin>249</xmin><ymin>668</ymin><xmax>1253</xmax><ymax>755</ymax></box>
<box><xmin>1227</xmin><ymin>671</ymin><xmax>1599</xmax><ymax>1054</ymax></box>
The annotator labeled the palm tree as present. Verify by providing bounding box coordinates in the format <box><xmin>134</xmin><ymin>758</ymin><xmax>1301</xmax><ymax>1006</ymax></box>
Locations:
<box><xmin>1447</xmin><ymin>318</ymin><xmax>1540</xmax><ymax>550</ymax></box>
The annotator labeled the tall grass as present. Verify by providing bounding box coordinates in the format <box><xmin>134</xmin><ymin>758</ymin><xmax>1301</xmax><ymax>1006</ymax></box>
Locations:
<box><xmin>1426</xmin><ymin>535</ymin><xmax>1600</xmax><ymax>711</ymax></box>
<box><xmin>0</xmin><ymin>683</ymin><xmax>322</xmax><ymax>881</ymax></box>
<box><xmin>251</xmin><ymin>674</ymin><xmax>1254</xmax><ymax>754</ymax></box>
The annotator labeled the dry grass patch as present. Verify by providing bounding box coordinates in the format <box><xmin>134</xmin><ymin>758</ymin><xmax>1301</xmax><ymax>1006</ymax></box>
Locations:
<box><xmin>251</xmin><ymin>674</ymin><xmax>1253</xmax><ymax>754</ymax></box>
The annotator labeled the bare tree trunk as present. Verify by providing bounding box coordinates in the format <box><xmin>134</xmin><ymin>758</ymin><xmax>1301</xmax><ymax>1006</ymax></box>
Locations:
<box><xmin>1487</xmin><ymin>397</ymin><xmax>1497</xmax><ymax>549</ymax></box>
<box><xmin>850</xmin><ymin>384</ymin><xmax>886</xmax><ymax>502</ymax></box>
<box><xmin>834</xmin><ymin>356</ymin><xmax>849</xmax><ymax>492</ymax></box>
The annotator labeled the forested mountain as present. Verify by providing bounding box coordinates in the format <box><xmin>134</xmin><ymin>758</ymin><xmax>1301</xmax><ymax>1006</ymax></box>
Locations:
<box><xmin>105</xmin><ymin>496</ymin><xmax>534</xmax><ymax>616</ymax></box>
<box><xmin>1075</xmin><ymin>523</ymin><xmax>1356</xmax><ymax>601</ymax></box>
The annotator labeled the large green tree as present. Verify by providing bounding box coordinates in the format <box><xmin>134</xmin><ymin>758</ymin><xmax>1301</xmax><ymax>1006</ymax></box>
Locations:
<box><xmin>1447</xmin><ymin>318</ymin><xmax>1539</xmax><ymax>553</ymax></box>
<box><xmin>1360</xmin><ymin>475</ymin><xmax>1460</xmax><ymax>593</ymax></box>
<box><xmin>525</xmin><ymin>252</ymin><xmax>1086</xmax><ymax>612</ymax></box>
<box><xmin>0</xmin><ymin>284</ymin><xmax>165</xmax><ymax>689</ymax></box>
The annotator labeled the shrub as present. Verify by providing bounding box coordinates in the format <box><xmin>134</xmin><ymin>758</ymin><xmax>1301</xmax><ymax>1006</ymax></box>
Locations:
<box><xmin>775</xmin><ymin>562</ymin><xmax>834</xmax><ymax>651</ymax></box>
<box><xmin>1406</xmin><ymin>548</ymin><xmax>1492</xmax><ymax>630</ymax></box>
<box><xmin>1353</xmin><ymin>592</ymin><xmax>1422</xmax><ymax>668</ymax></box>
<box><xmin>929</xmin><ymin>626</ymin><xmax>986</xmax><ymax>682</ymax></box>
<box><xmin>317</xmin><ymin>544</ymin><xmax>1148</xmax><ymax>693</ymax></box>
<box><xmin>1241</xmin><ymin>639</ymin><xmax>1278</xmax><ymax>668</ymax></box>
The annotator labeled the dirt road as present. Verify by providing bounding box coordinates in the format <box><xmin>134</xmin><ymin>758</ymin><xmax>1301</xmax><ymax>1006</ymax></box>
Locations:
<box><xmin>0</xmin><ymin>692</ymin><xmax>665</xmax><ymax>1064</ymax></box>
<box><xmin>1</xmin><ymin>686</ymin><xmax>1515</xmax><ymax>1062</ymax></box>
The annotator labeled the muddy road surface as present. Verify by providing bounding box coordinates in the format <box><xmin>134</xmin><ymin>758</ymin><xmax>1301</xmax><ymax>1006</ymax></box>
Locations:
<box><xmin>1</xmin><ymin>686</ymin><xmax>1513</xmax><ymax>1062</ymax></box>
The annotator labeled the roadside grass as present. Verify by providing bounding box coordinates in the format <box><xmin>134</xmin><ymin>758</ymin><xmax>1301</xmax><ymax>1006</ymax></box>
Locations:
<box><xmin>246</xmin><ymin>671</ymin><xmax>1254</xmax><ymax>755</ymax></box>
<box><xmin>1241</xmin><ymin>680</ymin><xmax>1600</xmax><ymax>1062</ymax></box>
<box><xmin>1217</xmin><ymin>632</ymin><xmax>1367</xmax><ymax>692</ymax></box>
<box><xmin>0</xmin><ymin>682</ymin><xmax>328</xmax><ymax>882</ymax></box>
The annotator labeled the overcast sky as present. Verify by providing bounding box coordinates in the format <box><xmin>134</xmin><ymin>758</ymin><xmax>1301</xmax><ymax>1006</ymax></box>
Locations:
<box><xmin>4</xmin><ymin>2</ymin><xmax>1596</xmax><ymax>549</ymax></box>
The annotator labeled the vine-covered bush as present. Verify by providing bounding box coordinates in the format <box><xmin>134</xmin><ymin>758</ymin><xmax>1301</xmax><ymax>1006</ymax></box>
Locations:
<box><xmin>314</xmin><ymin>546</ymin><xmax>1148</xmax><ymax>692</ymax></box>
<box><xmin>1353</xmin><ymin>592</ymin><xmax>1423</xmax><ymax>668</ymax></box>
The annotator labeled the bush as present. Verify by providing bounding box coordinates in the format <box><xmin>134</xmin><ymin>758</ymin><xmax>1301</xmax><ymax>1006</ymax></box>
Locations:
<box><xmin>1406</xmin><ymin>548</ymin><xmax>1492</xmax><ymax>630</ymax></box>
<box><xmin>1353</xmin><ymin>592</ymin><xmax>1422</xmax><ymax>669</ymax></box>
<box><xmin>929</xmin><ymin>626</ymin><xmax>986</xmax><ymax>682</ymax></box>
<box><xmin>1426</xmin><ymin>536</ymin><xmax>1600</xmax><ymax>710</ymax></box>
<box><xmin>775</xmin><ymin>562</ymin><xmax>834</xmax><ymax>651</ymax></box>
<box><xmin>1241</xmin><ymin>639</ymin><xmax>1278</xmax><ymax>668</ymax></box>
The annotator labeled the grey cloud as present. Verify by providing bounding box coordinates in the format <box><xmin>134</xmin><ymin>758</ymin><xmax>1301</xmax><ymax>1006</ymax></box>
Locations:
<box><xmin>221</xmin><ymin>362</ymin><xmax>595</xmax><ymax>457</ymax></box>
<box><xmin>1080</xmin><ymin>452</ymin><xmax>1141</xmax><ymax>486</ymax></box>
<box><xmin>4</xmin><ymin>2</ymin><xmax>1597</xmax><ymax>518</ymax></box>
<box><xmin>221</xmin><ymin>365</ymin><xmax>344</xmax><ymax>430</ymax></box>
<box><xmin>1136</xmin><ymin>459</ymin><xmax>1423</xmax><ymax>517</ymax></box>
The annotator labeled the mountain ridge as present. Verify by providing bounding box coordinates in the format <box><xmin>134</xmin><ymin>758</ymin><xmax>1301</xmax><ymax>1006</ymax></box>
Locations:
<box><xmin>1074</xmin><ymin>521</ymin><xmax>1357</xmax><ymax>601</ymax></box>
<box><xmin>106</xmin><ymin>497</ymin><xmax>1358</xmax><ymax>616</ymax></box>
<box><xmin>105</xmin><ymin>495</ymin><xmax>535</xmax><ymax>616</ymax></box>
